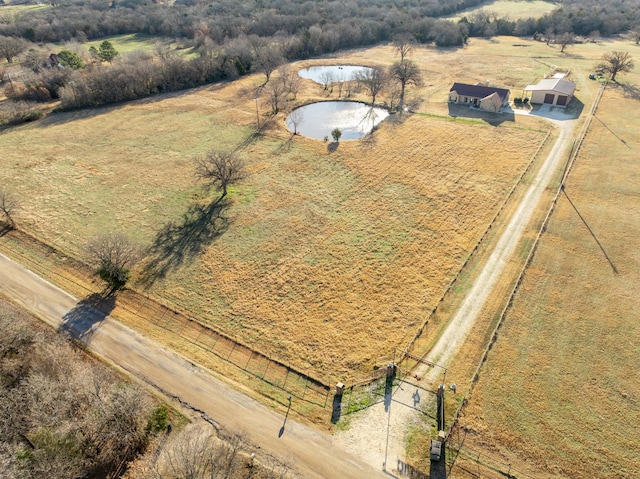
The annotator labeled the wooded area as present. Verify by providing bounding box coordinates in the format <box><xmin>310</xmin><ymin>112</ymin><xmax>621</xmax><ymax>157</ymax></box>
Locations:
<box><xmin>1</xmin><ymin>0</ymin><xmax>639</xmax><ymax>117</ymax></box>
<box><xmin>0</xmin><ymin>300</ymin><xmax>158</xmax><ymax>478</ymax></box>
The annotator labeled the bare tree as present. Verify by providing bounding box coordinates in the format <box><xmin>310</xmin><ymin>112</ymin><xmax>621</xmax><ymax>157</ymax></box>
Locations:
<box><xmin>0</xmin><ymin>188</ymin><xmax>17</xmax><ymax>228</ymax></box>
<box><xmin>266</xmin><ymin>77</ymin><xmax>287</xmax><ymax>113</ymax></box>
<box><xmin>318</xmin><ymin>71</ymin><xmax>335</xmax><ymax>90</ymax></box>
<box><xmin>0</xmin><ymin>35</ymin><xmax>28</xmax><ymax>63</ymax></box>
<box><xmin>261</xmin><ymin>454</ymin><xmax>295</xmax><ymax>479</ymax></box>
<box><xmin>195</xmin><ymin>150</ymin><xmax>246</xmax><ymax>198</ymax></box>
<box><xmin>287</xmin><ymin>108</ymin><xmax>304</xmax><ymax>135</ymax></box>
<box><xmin>633</xmin><ymin>30</ymin><xmax>640</xmax><ymax>45</ymax></box>
<box><xmin>334</xmin><ymin>72</ymin><xmax>346</xmax><ymax>97</ymax></box>
<box><xmin>144</xmin><ymin>424</ymin><xmax>244</xmax><ymax>479</ymax></box>
<box><xmin>355</xmin><ymin>67</ymin><xmax>388</xmax><ymax>105</ymax></box>
<box><xmin>557</xmin><ymin>32</ymin><xmax>575</xmax><ymax>53</ymax></box>
<box><xmin>597</xmin><ymin>51</ymin><xmax>635</xmax><ymax>81</ymax></box>
<box><xmin>388</xmin><ymin>59</ymin><xmax>422</xmax><ymax>113</ymax></box>
<box><xmin>87</xmin><ymin>233</ymin><xmax>140</xmax><ymax>291</ymax></box>
<box><xmin>252</xmin><ymin>44</ymin><xmax>284</xmax><ymax>85</ymax></box>
<box><xmin>278</xmin><ymin>66</ymin><xmax>301</xmax><ymax>99</ymax></box>
<box><xmin>392</xmin><ymin>33</ymin><xmax>415</xmax><ymax>62</ymax></box>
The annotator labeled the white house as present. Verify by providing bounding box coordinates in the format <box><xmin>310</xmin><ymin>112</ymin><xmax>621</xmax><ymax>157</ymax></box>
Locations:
<box><xmin>524</xmin><ymin>78</ymin><xmax>576</xmax><ymax>107</ymax></box>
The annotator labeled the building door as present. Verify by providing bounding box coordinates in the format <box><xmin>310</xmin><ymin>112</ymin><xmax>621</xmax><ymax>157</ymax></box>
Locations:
<box><xmin>544</xmin><ymin>93</ymin><xmax>555</xmax><ymax>104</ymax></box>
<box><xmin>556</xmin><ymin>95</ymin><xmax>568</xmax><ymax>106</ymax></box>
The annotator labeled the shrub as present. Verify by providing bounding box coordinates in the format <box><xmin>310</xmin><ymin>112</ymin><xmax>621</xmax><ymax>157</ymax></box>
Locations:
<box><xmin>147</xmin><ymin>405</ymin><xmax>169</xmax><ymax>434</ymax></box>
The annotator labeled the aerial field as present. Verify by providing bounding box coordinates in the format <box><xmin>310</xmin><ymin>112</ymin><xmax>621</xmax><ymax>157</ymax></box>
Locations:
<box><xmin>445</xmin><ymin>0</ymin><xmax>559</xmax><ymax>22</ymax></box>
<box><xmin>455</xmin><ymin>52</ymin><xmax>640</xmax><ymax>477</ymax></box>
<box><xmin>81</xmin><ymin>33</ymin><xmax>194</xmax><ymax>56</ymax></box>
<box><xmin>0</xmin><ymin>39</ymin><xmax>559</xmax><ymax>380</ymax></box>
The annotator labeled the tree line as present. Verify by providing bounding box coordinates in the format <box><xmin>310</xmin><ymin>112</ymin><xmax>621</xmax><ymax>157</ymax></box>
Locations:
<box><xmin>0</xmin><ymin>0</ymin><xmax>639</xmax><ymax>117</ymax></box>
<box><xmin>1</xmin><ymin>0</ymin><xmax>639</xmax><ymax>48</ymax></box>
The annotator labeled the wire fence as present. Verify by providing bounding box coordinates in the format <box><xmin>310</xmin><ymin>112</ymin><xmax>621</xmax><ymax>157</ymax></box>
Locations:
<box><xmin>0</xmin><ymin>228</ymin><xmax>333</xmax><ymax>408</ymax></box>
<box><xmin>128</xmin><ymin>294</ymin><xmax>333</xmax><ymax>407</ymax></box>
<box><xmin>445</xmin><ymin>423</ymin><xmax>536</xmax><ymax>479</ymax></box>
<box><xmin>444</xmin><ymin>83</ymin><xmax>608</xmax><ymax>479</ymax></box>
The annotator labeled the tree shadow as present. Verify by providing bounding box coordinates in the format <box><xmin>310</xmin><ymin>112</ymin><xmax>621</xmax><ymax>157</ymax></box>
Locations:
<box><xmin>616</xmin><ymin>82</ymin><xmax>640</xmax><ymax>101</ymax></box>
<box><xmin>35</xmin><ymin>103</ymin><xmax>128</xmax><ymax>128</ymax></box>
<box><xmin>141</xmin><ymin>198</ymin><xmax>229</xmax><ymax>286</ymax></box>
<box><xmin>59</xmin><ymin>292</ymin><xmax>116</xmax><ymax>342</ymax></box>
<box><xmin>359</xmin><ymin>132</ymin><xmax>377</xmax><ymax>151</ymax></box>
<box><xmin>326</xmin><ymin>142</ymin><xmax>339</xmax><ymax>153</ymax></box>
<box><xmin>0</xmin><ymin>223</ymin><xmax>13</xmax><ymax>237</ymax></box>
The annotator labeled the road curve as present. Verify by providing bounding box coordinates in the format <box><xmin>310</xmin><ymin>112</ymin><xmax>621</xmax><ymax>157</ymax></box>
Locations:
<box><xmin>0</xmin><ymin>252</ymin><xmax>386</xmax><ymax>479</ymax></box>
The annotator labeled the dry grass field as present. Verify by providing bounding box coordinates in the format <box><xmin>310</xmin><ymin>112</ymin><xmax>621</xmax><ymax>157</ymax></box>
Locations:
<box><xmin>446</xmin><ymin>0</ymin><xmax>559</xmax><ymax>22</ymax></box>
<box><xmin>454</xmin><ymin>52</ymin><xmax>640</xmax><ymax>478</ymax></box>
<box><xmin>0</xmin><ymin>38</ymin><xmax>565</xmax><ymax>382</ymax></box>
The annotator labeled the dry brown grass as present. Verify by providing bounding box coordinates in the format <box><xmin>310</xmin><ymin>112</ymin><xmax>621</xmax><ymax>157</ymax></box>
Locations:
<box><xmin>3</xmin><ymin>36</ymin><xmax>627</xmax><ymax>428</ymax></box>
<box><xmin>457</xmin><ymin>64</ymin><xmax>640</xmax><ymax>477</ymax></box>
<box><xmin>0</xmin><ymin>39</ymin><xmax>560</xmax><ymax>382</ymax></box>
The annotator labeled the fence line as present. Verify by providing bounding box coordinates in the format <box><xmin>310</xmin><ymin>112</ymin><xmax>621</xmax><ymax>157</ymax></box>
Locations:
<box><xmin>444</xmin><ymin>84</ymin><xmax>607</xmax><ymax>476</ymax></box>
<box><xmin>0</xmin><ymin>227</ymin><xmax>332</xmax><ymax>408</ymax></box>
<box><xmin>400</xmin><ymin>128</ymin><xmax>552</xmax><ymax>364</ymax></box>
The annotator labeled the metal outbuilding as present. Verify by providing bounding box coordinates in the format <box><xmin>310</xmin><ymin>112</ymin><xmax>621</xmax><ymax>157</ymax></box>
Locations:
<box><xmin>524</xmin><ymin>78</ymin><xmax>576</xmax><ymax>107</ymax></box>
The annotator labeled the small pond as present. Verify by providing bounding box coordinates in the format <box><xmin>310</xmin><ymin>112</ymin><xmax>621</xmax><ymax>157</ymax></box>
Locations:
<box><xmin>286</xmin><ymin>101</ymin><xmax>389</xmax><ymax>140</ymax></box>
<box><xmin>298</xmin><ymin>65</ymin><xmax>373</xmax><ymax>84</ymax></box>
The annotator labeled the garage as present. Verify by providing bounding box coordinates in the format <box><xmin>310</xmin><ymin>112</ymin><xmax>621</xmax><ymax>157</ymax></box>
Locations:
<box><xmin>524</xmin><ymin>78</ymin><xmax>577</xmax><ymax>108</ymax></box>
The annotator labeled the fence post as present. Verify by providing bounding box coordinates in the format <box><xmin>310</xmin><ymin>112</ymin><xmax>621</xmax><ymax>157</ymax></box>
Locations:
<box><xmin>209</xmin><ymin>333</ymin><xmax>219</xmax><ymax>352</ymax></box>
<box><xmin>283</xmin><ymin>365</ymin><xmax>290</xmax><ymax>389</ymax></box>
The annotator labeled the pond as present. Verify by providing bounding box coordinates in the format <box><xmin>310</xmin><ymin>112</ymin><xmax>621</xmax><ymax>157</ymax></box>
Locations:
<box><xmin>298</xmin><ymin>65</ymin><xmax>373</xmax><ymax>84</ymax></box>
<box><xmin>285</xmin><ymin>101</ymin><xmax>389</xmax><ymax>140</ymax></box>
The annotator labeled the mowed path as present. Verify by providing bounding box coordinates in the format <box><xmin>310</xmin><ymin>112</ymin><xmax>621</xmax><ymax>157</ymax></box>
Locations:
<box><xmin>336</xmin><ymin>109</ymin><xmax>579</xmax><ymax>475</ymax></box>
<box><xmin>0</xmin><ymin>253</ymin><xmax>386</xmax><ymax>479</ymax></box>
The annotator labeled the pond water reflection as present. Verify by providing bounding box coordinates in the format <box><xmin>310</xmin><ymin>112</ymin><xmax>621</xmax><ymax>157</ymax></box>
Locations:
<box><xmin>298</xmin><ymin>65</ymin><xmax>373</xmax><ymax>84</ymax></box>
<box><xmin>285</xmin><ymin>101</ymin><xmax>389</xmax><ymax>140</ymax></box>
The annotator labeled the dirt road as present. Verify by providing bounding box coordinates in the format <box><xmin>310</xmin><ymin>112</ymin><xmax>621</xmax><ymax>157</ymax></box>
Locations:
<box><xmin>0</xmin><ymin>252</ymin><xmax>386</xmax><ymax>479</ymax></box>
<box><xmin>335</xmin><ymin>109</ymin><xmax>578</xmax><ymax>475</ymax></box>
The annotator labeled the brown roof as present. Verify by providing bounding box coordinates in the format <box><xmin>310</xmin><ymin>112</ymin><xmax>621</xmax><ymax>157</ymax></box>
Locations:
<box><xmin>450</xmin><ymin>83</ymin><xmax>510</xmax><ymax>101</ymax></box>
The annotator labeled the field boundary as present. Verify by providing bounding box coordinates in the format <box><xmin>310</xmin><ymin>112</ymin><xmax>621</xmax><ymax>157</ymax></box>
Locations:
<box><xmin>443</xmin><ymin>83</ymin><xmax>606</xmax><ymax>476</ymax></box>
<box><xmin>0</xmin><ymin>227</ymin><xmax>333</xmax><ymax>408</ymax></box>
<box><xmin>399</xmin><ymin>126</ymin><xmax>552</xmax><ymax>366</ymax></box>
<box><xmin>0</xmin><ymin>110</ymin><xmax>554</xmax><ymax>412</ymax></box>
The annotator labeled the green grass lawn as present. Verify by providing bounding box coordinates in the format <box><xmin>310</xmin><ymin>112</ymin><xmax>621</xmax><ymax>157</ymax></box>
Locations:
<box><xmin>81</xmin><ymin>33</ymin><xmax>196</xmax><ymax>57</ymax></box>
